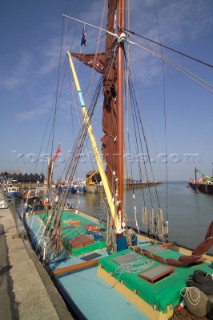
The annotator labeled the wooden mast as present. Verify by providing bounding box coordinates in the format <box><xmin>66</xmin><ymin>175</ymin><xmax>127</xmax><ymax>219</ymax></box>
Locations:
<box><xmin>117</xmin><ymin>0</ymin><xmax>125</xmax><ymax>229</ymax></box>
<box><xmin>46</xmin><ymin>145</ymin><xmax>61</xmax><ymax>202</ymax></box>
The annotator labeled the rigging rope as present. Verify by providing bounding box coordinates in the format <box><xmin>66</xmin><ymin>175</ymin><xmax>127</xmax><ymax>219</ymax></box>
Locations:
<box><xmin>126</xmin><ymin>36</ymin><xmax>213</xmax><ymax>93</ymax></box>
<box><xmin>43</xmin><ymin>54</ymin><xmax>117</xmax><ymax>257</ymax></box>
<box><xmin>180</xmin><ymin>287</ymin><xmax>201</xmax><ymax>306</ymax></box>
<box><xmin>115</xmin><ymin>258</ymin><xmax>154</xmax><ymax>274</ymax></box>
<box><xmin>153</xmin><ymin>0</ymin><xmax>169</xmax><ymax>229</ymax></box>
<box><xmin>123</xmin><ymin>27</ymin><xmax>213</xmax><ymax>69</ymax></box>
<box><xmin>63</xmin><ymin>14</ymin><xmax>213</xmax><ymax>93</ymax></box>
<box><xmin>124</xmin><ymin>49</ymin><xmax>161</xmax><ymax>206</ymax></box>
<box><xmin>123</xmin><ymin>45</ymin><xmax>169</xmax><ymax>241</ymax></box>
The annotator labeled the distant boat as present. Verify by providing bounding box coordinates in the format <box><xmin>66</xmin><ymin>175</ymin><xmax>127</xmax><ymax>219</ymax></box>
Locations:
<box><xmin>68</xmin><ymin>186</ymin><xmax>77</xmax><ymax>194</ymax></box>
<box><xmin>75</xmin><ymin>185</ymin><xmax>86</xmax><ymax>193</ymax></box>
<box><xmin>6</xmin><ymin>184</ymin><xmax>23</xmax><ymax>200</ymax></box>
<box><xmin>189</xmin><ymin>167</ymin><xmax>213</xmax><ymax>195</ymax></box>
<box><xmin>7</xmin><ymin>191</ymin><xmax>23</xmax><ymax>200</ymax></box>
<box><xmin>189</xmin><ymin>181</ymin><xmax>213</xmax><ymax>194</ymax></box>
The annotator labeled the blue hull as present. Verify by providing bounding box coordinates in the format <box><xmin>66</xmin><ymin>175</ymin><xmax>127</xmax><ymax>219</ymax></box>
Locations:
<box><xmin>7</xmin><ymin>192</ymin><xmax>23</xmax><ymax>200</ymax></box>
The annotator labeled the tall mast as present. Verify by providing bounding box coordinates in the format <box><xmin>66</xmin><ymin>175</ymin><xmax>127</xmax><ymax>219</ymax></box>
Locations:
<box><xmin>117</xmin><ymin>0</ymin><xmax>125</xmax><ymax>227</ymax></box>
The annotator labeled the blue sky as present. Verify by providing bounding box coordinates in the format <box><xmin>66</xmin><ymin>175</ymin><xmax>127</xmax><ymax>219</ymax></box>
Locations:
<box><xmin>0</xmin><ymin>0</ymin><xmax>212</xmax><ymax>182</ymax></box>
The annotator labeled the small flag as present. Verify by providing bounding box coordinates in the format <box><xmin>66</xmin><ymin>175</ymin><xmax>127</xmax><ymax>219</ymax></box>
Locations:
<box><xmin>81</xmin><ymin>25</ymin><xmax>86</xmax><ymax>46</ymax></box>
<box><xmin>53</xmin><ymin>144</ymin><xmax>61</xmax><ymax>161</ymax></box>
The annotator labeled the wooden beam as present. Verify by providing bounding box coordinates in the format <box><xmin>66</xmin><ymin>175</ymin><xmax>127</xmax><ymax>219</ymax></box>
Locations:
<box><xmin>53</xmin><ymin>259</ymin><xmax>99</xmax><ymax>276</ymax></box>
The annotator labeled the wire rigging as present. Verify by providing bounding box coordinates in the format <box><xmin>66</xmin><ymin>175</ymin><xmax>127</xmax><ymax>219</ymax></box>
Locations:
<box><xmin>123</xmin><ymin>27</ymin><xmax>213</xmax><ymax>69</ymax></box>
<box><xmin>34</xmin><ymin>14</ymin><xmax>70</xmax><ymax>178</ymax></box>
<box><xmin>129</xmin><ymin>36</ymin><xmax>213</xmax><ymax>93</ymax></box>
<box><xmin>153</xmin><ymin>0</ymin><xmax>169</xmax><ymax>228</ymax></box>
<box><xmin>63</xmin><ymin>15</ymin><xmax>212</xmax><ymax>93</ymax></box>
<box><xmin>123</xmin><ymin>37</ymin><xmax>170</xmax><ymax>240</ymax></box>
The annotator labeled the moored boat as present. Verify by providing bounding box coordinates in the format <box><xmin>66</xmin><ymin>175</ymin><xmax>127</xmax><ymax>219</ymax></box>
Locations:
<box><xmin>189</xmin><ymin>167</ymin><xmax>213</xmax><ymax>195</ymax></box>
<box><xmin>7</xmin><ymin>191</ymin><xmax>23</xmax><ymax>200</ymax></box>
<box><xmin>75</xmin><ymin>185</ymin><xmax>86</xmax><ymax>193</ymax></box>
<box><xmin>22</xmin><ymin>1</ymin><xmax>213</xmax><ymax>319</ymax></box>
<box><xmin>6</xmin><ymin>185</ymin><xmax>23</xmax><ymax>200</ymax></box>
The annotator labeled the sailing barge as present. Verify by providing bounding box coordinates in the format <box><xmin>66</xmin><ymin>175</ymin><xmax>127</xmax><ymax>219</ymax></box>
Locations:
<box><xmin>23</xmin><ymin>1</ymin><xmax>213</xmax><ymax>319</ymax></box>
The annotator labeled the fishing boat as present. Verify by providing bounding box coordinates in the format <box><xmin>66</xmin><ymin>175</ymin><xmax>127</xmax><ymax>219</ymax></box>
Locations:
<box><xmin>6</xmin><ymin>185</ymin><xmax>23</xmax><ymax>200</ymax></box>
<box><xmin>189</xmin><ymin>167</ymin><xmax>213</xmax><ymax>195</ymax></box>
<box><xmin>7</xmin><ymin>191</ymin><xmax>23</xmax><ymax>200</ymax></box>
<box><xmin>22</xmin><ymin>1</ymin><xmax>213</xmax><ymax>319</ymax></box>
<box><xmin>75</xmin><ymin>185</ymin><xmax>86</xmax><ymax>193</ymax></box>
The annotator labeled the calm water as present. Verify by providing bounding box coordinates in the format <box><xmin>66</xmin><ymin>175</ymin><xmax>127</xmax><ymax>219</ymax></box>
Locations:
<box><xmin>67</xmin><ymin>181</ymin><xmax>213</xmax><ymax>253</ymax></box>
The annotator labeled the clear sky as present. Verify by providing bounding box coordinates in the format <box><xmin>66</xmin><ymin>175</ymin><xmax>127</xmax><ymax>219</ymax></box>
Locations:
<box><xmin>0</xmin><ymin>0</ymin><xmax>212</xmax><ymax>182</ymax></box>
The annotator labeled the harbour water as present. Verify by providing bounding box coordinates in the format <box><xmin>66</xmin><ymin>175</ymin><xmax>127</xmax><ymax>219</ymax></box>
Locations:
<box><xmin>66</xmin><ymin>181</ymin><xmax>213</xmax><ymax>254</ymax></box>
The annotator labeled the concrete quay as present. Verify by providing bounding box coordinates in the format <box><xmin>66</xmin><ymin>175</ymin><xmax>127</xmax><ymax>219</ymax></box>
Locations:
<box><xmin>0</xmin><ymin>192</ymin><xmax>73</xmax><ymax>320</ymax></box>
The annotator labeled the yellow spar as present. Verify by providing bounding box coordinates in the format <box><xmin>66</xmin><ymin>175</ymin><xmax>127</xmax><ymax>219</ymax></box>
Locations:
<box><xmin>67</xmin><ymin>51</ymin><xmax>120</xmax><ymax>232</ymax></box>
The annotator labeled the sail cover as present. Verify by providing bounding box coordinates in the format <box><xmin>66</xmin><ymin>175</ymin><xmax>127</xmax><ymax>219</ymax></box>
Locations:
<box><xmin>70</xmin><ymin>0</ymin><xmax>118</xmax><ymax>192</ymax></box>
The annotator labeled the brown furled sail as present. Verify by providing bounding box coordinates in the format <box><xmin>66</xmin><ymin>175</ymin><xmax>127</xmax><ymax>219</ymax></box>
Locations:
<box><xmin>101</xmin><ymin>0</ymin><xmax>118</xmax><ymax>193</ymax></box>
<box><xmin>192</xmin><ymin>219</ymin><xmax>213</xmax><ymax>256</ymax></box>
<box><xmin>70</xmin><ymin>53</ymin><xmax>106</xmax><ymax>74</ymax></box>
<box><xmin>133</xmin><ymin>219</ymin><xmax>213</xmax><ymax>267</ymax></box>
<box><xmin>70</xmin><ymin>0</ymin><xmax>118</xmax><ymax>193</ymax></box>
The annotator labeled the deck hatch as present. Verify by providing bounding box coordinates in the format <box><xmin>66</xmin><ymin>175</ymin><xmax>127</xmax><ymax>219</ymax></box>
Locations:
<box><xmin>81</xmin><ymin>252</ymin><xmax>102</xmax><ymax>261</ymax></box>
<box><xmin>138</xmin><ymin>264</ymin><xmax>175</xmax><ymax>283</ymax></box>
<box><xmin>68</xmin><ymin>235</ymin><xmax>94</xmax><ymax>248</ymax></box>
<box><xmin>113</xmin><ymin>252</ymin><xmax>141</xmax><ymax>265</ymax></box>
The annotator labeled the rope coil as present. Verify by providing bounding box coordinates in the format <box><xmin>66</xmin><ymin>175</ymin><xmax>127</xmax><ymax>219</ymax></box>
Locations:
<box><xmin>115</xmin><ymin>258</ymin><xmax>153</xmax><ymax>274</ymax></box>
<box><xmin>180</xmin><ymin>287</ymin><xmax>201</xmax><ymax>306</ymax></box>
